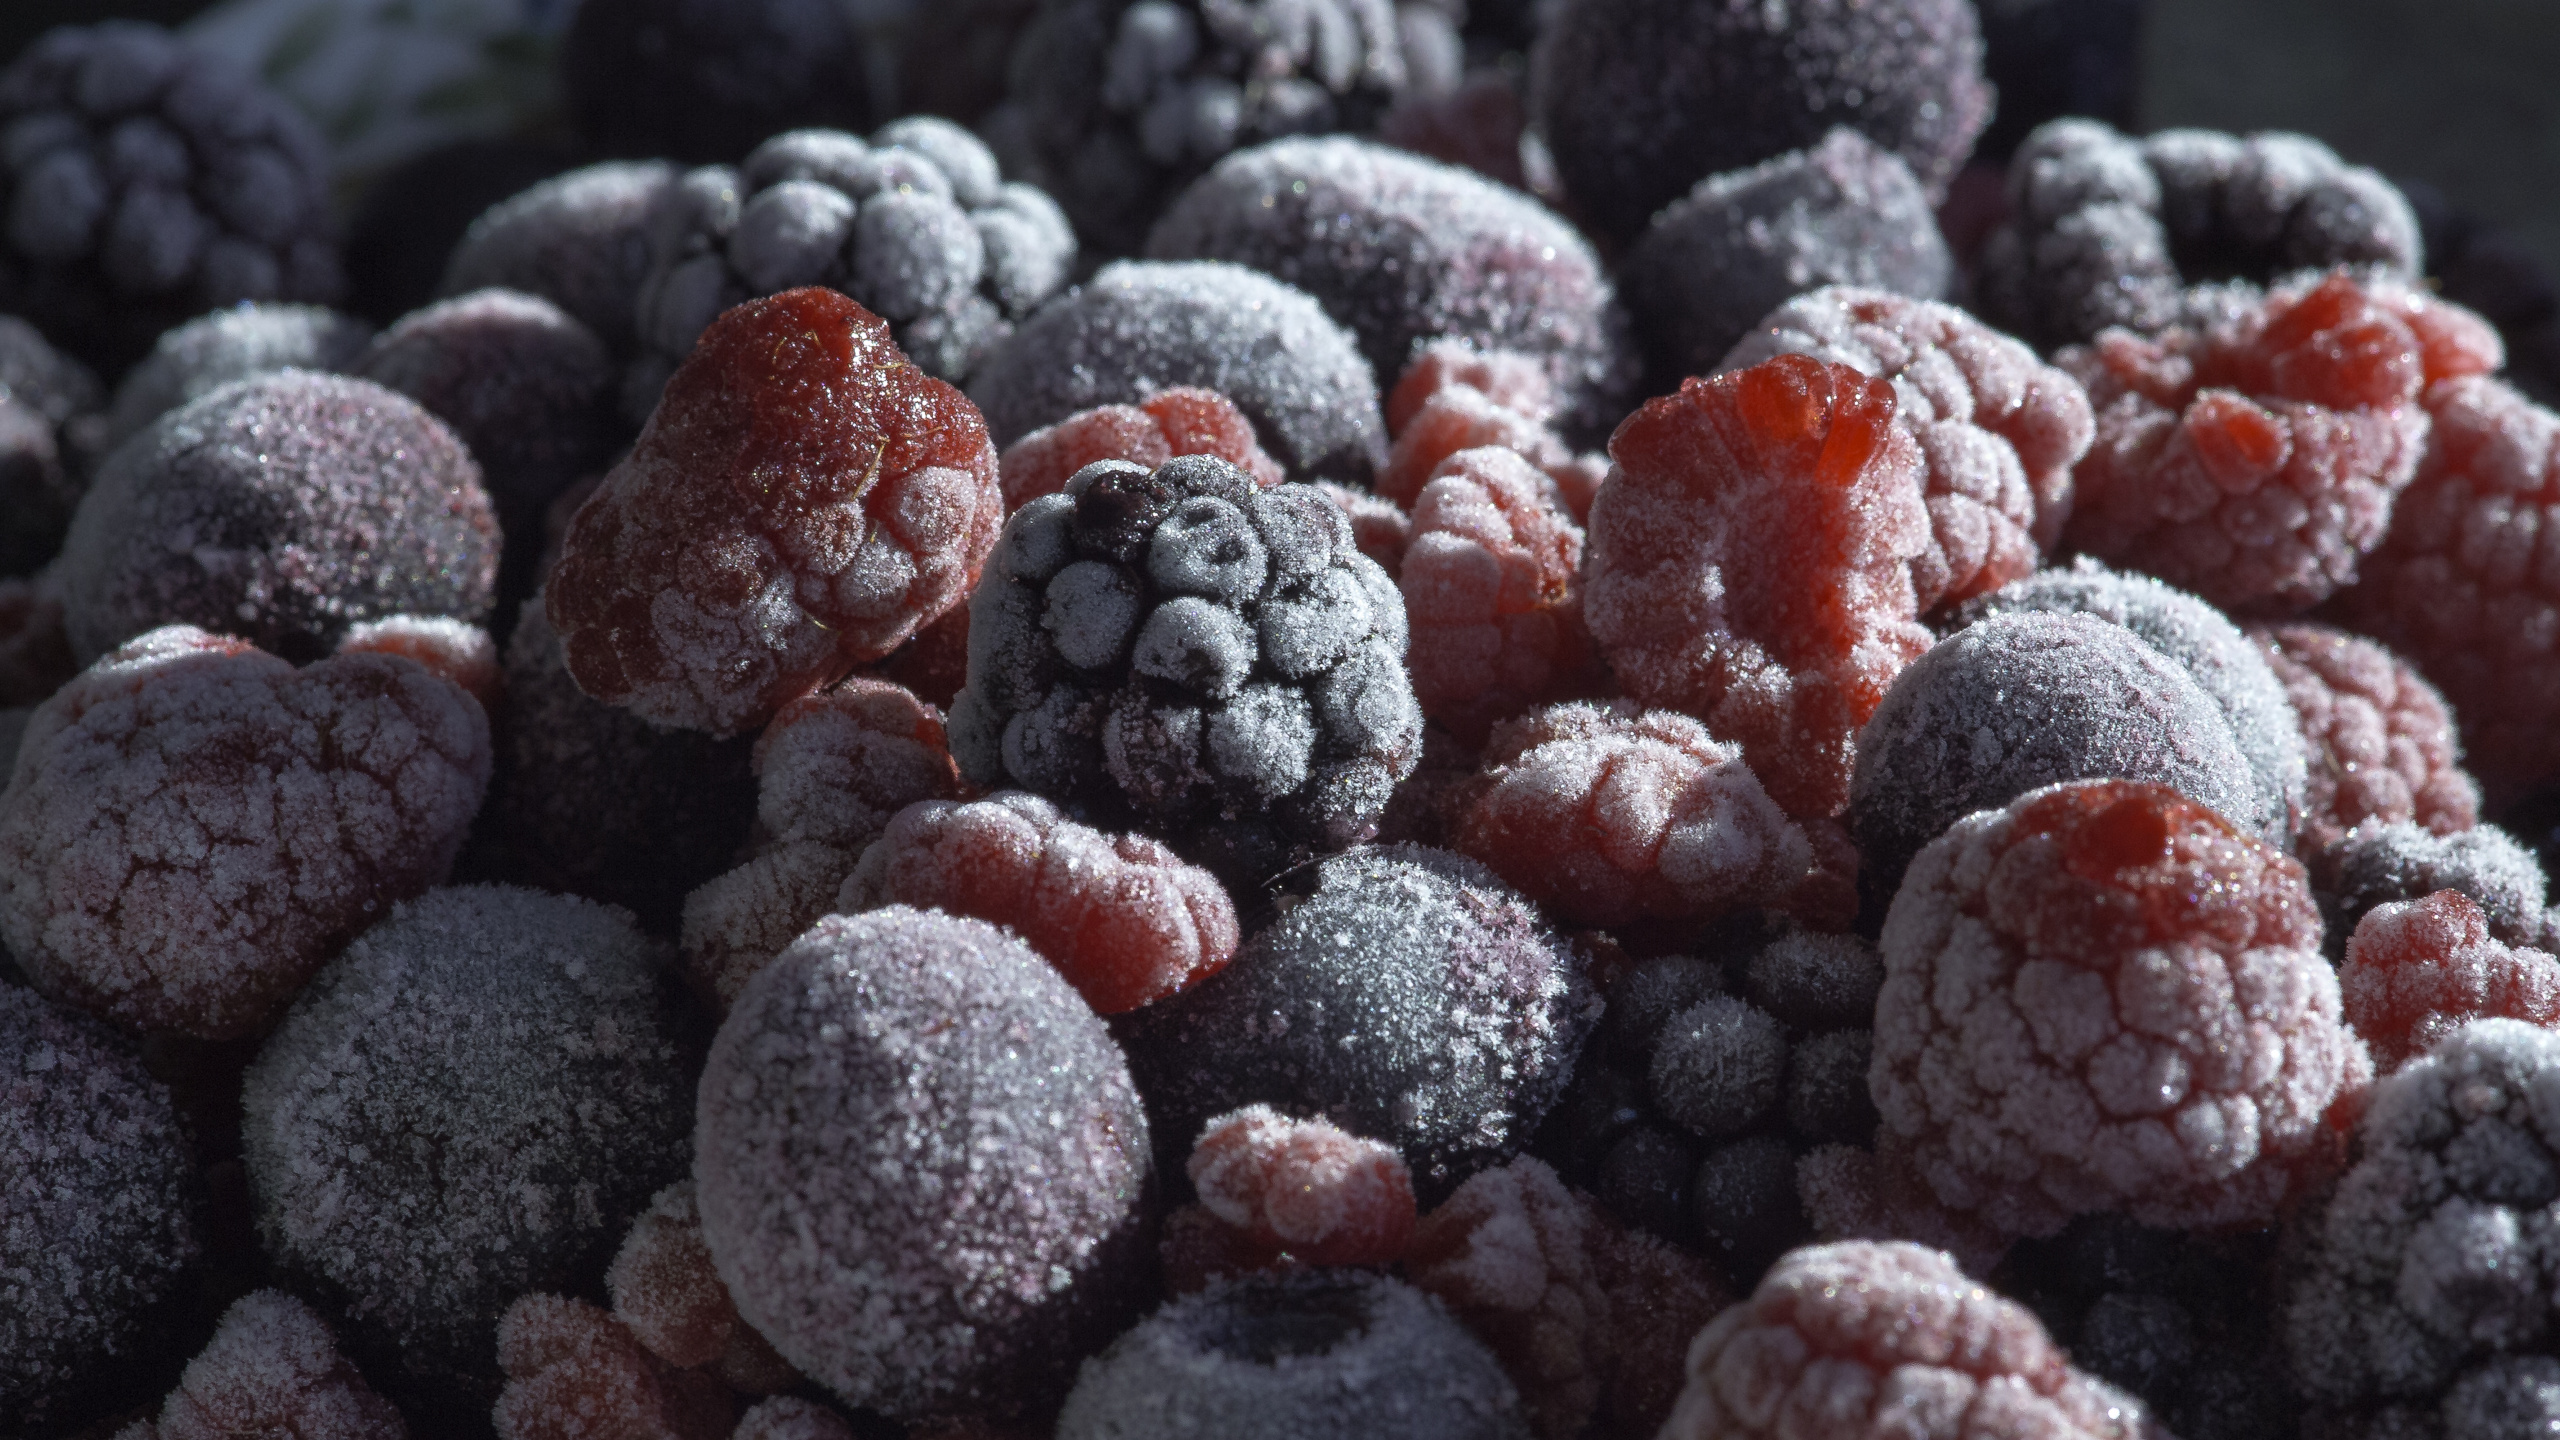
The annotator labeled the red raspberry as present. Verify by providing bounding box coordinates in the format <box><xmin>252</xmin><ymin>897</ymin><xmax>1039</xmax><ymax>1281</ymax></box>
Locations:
<box><xmin>1379</xmin><ymin>340</ymin><xmax>1604</xmax><ymax>520</ymax></box>
<box><xmin>1584</xmin><ymin>354</ymin><xmax>1934</xmax><ymax>820</ymax></box>
<box><xmin>1401</xmin><ymin>447</ymin><xmax>1607</xmax><ymax>746</ymax></box>
<box><xmin>607</xmin><ymin>1182</ymin><xmax>797</xmax><ymax>1395</ymax></box>
<box><xmin>1185</xmin><ymin>1105</ymin><xmax>1416</xmax><ymax>1267</ymax></box>
<box><xmin>337</xmin><ymin>615</ymin><xmax>501</xmax><ymax>715</ymax></box>
<box><xmin>1388</xmin><ymin>337</ymin><xmax>1561</xmax><ymax>435</ymax></box>
<box><xmin>2059</xmin><ymin>271</ymin><xmax>2501</xmax><ymax>615</ymax></box>
<box><xmin>2332</xmin><ymin>374</ymin><xmax>2560</xmax><ymax>803</ymax></box>
<box><xmin>133</xmin><ymin>1291</ymin><xmax>405</xmax><ymax>1440</ymax></box>
<box><xmin>1873</xmin><ymin>779</ymin><xmax>2372</xmax><ymax>1237</ymax></box>
<box><xmin>1455</xmin><ymin>701</ymin><xmax>1835</xmax><ymax>931</ymax></box>
<box><xmin>2338</xmin><ymin>890</ymin><xmax>2560</xmax><ymax>1072</ymax></box>
<box><xmin>1314</xmin><ymin>479</ymin><xmax>1414</xmax><ymax>578</ymax></box>
<box><xmin>2250</xmin><ymin>621</ymin><xmax>2478</xmax><ymax>862</ymax></box>
<box><xmin>837</xmin><ymin>790</ymin><xmax>1238</xmax><ymax>1014</ymax></box>
<box><xmin>493</xmin><ymin>1294</ymin><xmax>733</xmax><ymax>1440</ymax></box>
<box><xmin>545</xmin><ymin>287</ymin><xmax>1002</xmax><ymax>735</ymax></box>
<box><xmin>865</xmin><ymin>601</ymin><xmax>968</xmax><ymax>711</ymax></box>
<box><xmin>1658</xmin><ymin>1241</ymin><xmax>2168</xmax><ymax>1440</ymax></box>
<box><xmin>996</xmin><ymin>386</ymin><xmax>1284</xmax><ymax>512</ymax></box>
<box><xmin>1720</xmin><ymin>286</ymin><xmax>2096</xmax><ymax>613</ymax></box>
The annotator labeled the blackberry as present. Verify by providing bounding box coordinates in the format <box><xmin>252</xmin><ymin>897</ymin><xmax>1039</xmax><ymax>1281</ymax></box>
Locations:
<box><xmin>0</xmin><ymin>22</ymin><xmax>342</xmax><ymax>375</ymax></box>
<box><xmin>1146</xmin><ymin>136</ymin><xmax>1635</xmax><ymax>438</ymax></box>
<box><xmin>985</xmin><ymin>0</ymin><xmax>1421</xmax><ymax>254</ymax></box>
<box><xmin>1529</xmin><ymin>0</ymin><xmax>1991</xmax><ymax>246</ymax></box>
<box><xmin>0</xmin><ymin>314</ymin><xmax>101</xmax><ymax>578</ymax></box>
<box><xmin>625</xmin><ymin>120</ymin><xmax>1077</xmax><ymax>414</ymax></box>
<box><xmin>971</xmin><ymin>259</ymin><xmax>1388</xmax><ymax>484</ymax></box>
<box><xmin>560</xmin><ymin>0</ymin><xmax>873</xmax><ymax>166</ymax></box>
<box><xmin>443</xmin><ymin>159</ymin><xmax>681</xmax><ymax>356</ymax></box>
<box><xmin>98</xmin><ymin>301</ymin><xmax>374</xmax><ymax>456</ymax></box>
<box><xmin>1621</xmin><ymin>129</ymin><xmax>1952</xmax><ymax>386</ymax></box>
<box><xmin>1975</xmin><ymin>119</ymin><xmax>2424</xmax><ymax>351</ymax></box>
<box><xmin>949</xmin><ymin>454</ymin><xmax>1420</xmax><ymax>878</ymax></box>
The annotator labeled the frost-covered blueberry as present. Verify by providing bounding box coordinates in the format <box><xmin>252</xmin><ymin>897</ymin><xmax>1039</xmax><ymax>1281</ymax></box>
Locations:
<box><xmin>443</xmin><ymin>160</ymin><xmax>680</xmax><ymax>356</ymax></box>
<box><xmin>99</xmin><ymin>302</ymin><xmax>373</xmax><ymax>454</ymax></box>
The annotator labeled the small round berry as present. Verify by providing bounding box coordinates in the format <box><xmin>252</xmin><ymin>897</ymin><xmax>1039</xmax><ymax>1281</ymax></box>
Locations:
<box><xmin>443</xmin><ymin>160</ymin><xmax>679</xmax><ymax>355</ymax></box>
<box><xmin>99</xmin><ymin>301</ymin><xmax>373</xmax><ymax>454</ymax></box>
<box><xmin>1647</xmin><ymin>995</ymin><xmax>1786</xmax><ymax>1141</ymax></box>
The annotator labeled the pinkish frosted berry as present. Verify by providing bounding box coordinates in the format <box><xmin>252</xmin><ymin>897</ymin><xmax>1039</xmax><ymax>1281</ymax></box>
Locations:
<box><xmin>2253</xmin><ymin>621</ymin><xmax>2478</xmax><ymax>862</ymax></box>
<box><xmin>336</xmin><ymin>615</ymin><xmax>499</xmax><ymax>713</ymax></box>
<box><xmin>2339</xmin><ymin>891</ymin><xmax>2560</xmax><ymax>1072</ymax></box>
<box><xmin>492</xmin><ymin>1295</ymin><xmax>732</xmax><ymax>1440</ymax></box>
<box><xmin>1376</xmin><ymin>339</ymin><xmax>1599</xmax><ymax>517</ymax></box>
<box><xmin>1658</xmin><ymin>1241</ymin><xmax>2166</xmax><ymax>1440</ymax></box>
<box><xmin>998</xmin><ymin>386</ymin><xmax>1283</xmax><ymax>512</ymax></box>
<box><xmin>0</xmin><ymin>625</ymin><xmax>489</xmax><ymax>1038</ymax></box>
<box><xmin>733</xmin><ymin>1398</ymin><xmax>857</xmax><ymax>1440</ymax></box>
<box><xmin>607</xmin><ymin>1182</ymin><xmax>798</xmax><ymax>1395</ymax></box>
<box><xmin>142</xmin><ymin>1291</ymin><xmax>405</xmax><ymax>1440</ymax></box>
<box><xmin>1187</xmin><ymin>1105</ymin><xmax>1416</xmax><ymax>1267</ymax></box>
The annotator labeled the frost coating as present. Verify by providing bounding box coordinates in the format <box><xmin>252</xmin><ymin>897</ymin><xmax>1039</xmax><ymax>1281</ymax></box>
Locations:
<box><xmin>2340</xmin><ymin>892</ymin><xmax>2560</xmax><ymax>1073</ymax></box>
<box><xmin>1873</xmin><ymin>779</ymin><xmax>2370</xmax><ymax>1238</ymax></box>
<box><xmin>1376</xmin><ymin>339</ymin><xmax>1604</xmax><ymax>518</ymax></box>
<box><xmin>1000</xmin><ymin>386</ymin><xmax>1284</xmax><ymax>511</ymax></box>
<box><xmin>492</xmin><ymin>1293</ymin><xmax>733</xmax><ymax>1440</ymax></box>
<box><xmin>241</xmin><ymin>886</ymin><xmax>694</xmax><ymax>1408</ymax></box>
<box><xmin>101</xmin><ymin>301</ymin><xmax>372</xmax><ymax>451</ymax></box>
<box><xmin>693</xmin><ymin>907</ymin><xmax>1153</xmax><ymax>1420</ymax></box>
<box><xmin>0</xmin><ymin>625</ymin><xmax>489</xmax><ymax>1039</ymax></box>
<box><xmin>134</xmin><ymin>1291</ymin><xmax>406</xmax><ymax>1440</ymax></box>
<box><xmin>608</xmin><ymin>1181</ymin><xmax>798</xmax><ymax>1394</ymax></box>
<box><xmin>1188</xmin><ymin>1105</ymin><xmax>1416</xmax><ymax>1267</ymax></box>
<box><xmin>2326</xmin><ymin>822</ymin><xmax>2560</xmax><ymax>957</ymax></box>
<box><xmin>442</xmin><ymin>160</ymin><xmax>678</xmax><ymax>354</ymax></box>
<box><xmin>2252</xmin><ymin>621</ymin><xmax>2477</xmax><ymax>862</ymax></box>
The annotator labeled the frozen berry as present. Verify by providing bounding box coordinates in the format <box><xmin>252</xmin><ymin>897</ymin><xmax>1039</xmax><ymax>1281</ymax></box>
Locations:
<box><xmin>1000</xmin><ymin>386</ymin><xmax>1284</xmax><ymax>511</ymax></box>
<box><xmin>1147</xmin><ymin>137</ymin><xmax>1633</xmax><ymax>436</ymax></box>
<box><xmin>1400</xmin><ymin>447</ymin><xmax>1604</xmax><ymax>745</ymax></box>
<box><xmin>970</xmin><ymin>260</ymin><xmax>1387</xmax><ymax>484</ymax></box>
<box><xmin>1376</xmin><ymin>69</ymin><xmax>1537</xmax><ymax>193</ymax></box>
<box><xmin>694</xmin><ymin>907</ymin><xmax>1153</xmax><ymax>1420</ymax></box>
<box><xmin>1659</xmin><ymin>1241</ymin><xmax>2163</xmax><ymax>1440</ymax></box>
<box><xmin>838</xmin><ymin>789</ymin><xmax>1237</xmax><ymax>1014</ymax></box>
<box><xmin>56</xmin><ymin>370</ymin><xmax>497</xmax><ymax>666</ymax></box>
<box><xmin>0</xmin><ymin>22</ymin><xmax>342</xmax><ymax>374</ymax></box>
<box><xmin>1118</xmin><ymin>845</ymin><xmax>1595</xmax><ymax>1196</ymax></box>
<box><xmin>2332</xmin><ymin>374</ymin><xmax>2560</xmax><ymax>803</ymax></box>
<box><xmin>444</xmin><ymin>161</ymin><xmax>679</xmax><ymax>355</ymax></box>
<box><xmin>2325</xmin><ymin>821</ymin><xmax>2560</xmax><ymax>958</ymax></box>
<box><xmin>1530</xmin><ymin>0</ymin><xmax>1991</xmax><ymax>244</ymax></box>
<box><xmin>2339</xmin><ymin>891</ymin><xmax>2560</xmax><ymax>1073</ymax></box>
<box><xmin>0</xmin><ymin>626</ymin><xmax>489</xmax><ymax>1039</ymax></box>
<box><xmin>1721</xmin><ymin>287</ymin><xmax>2098</xmax><ymax>615</ymax></box>
<box><xmin>1976</xmin><ymin>120</ymin><xmax>2424</xmax><ymax>351</ymax></box>
<box><xmin>1624</xmin><ymin>130</ymin><xmax>1952</xmax><ymax>383</ymax></box>
<box><xmin>560</xmin><ymin>0</ymin><xmax>870</xmax><ymax>165</ymax></box>
<box><xmin>2252</xmin><ymin>621</ymin><xmax>2478</xmax><ymax>862</ymax></box>
<box><xmin>732</xmin><ymin>1398</ymin><xmax>857</xmax><ymax>1440</ymax></box>
<box><xmin>546</xmin><ymin>287</ymin><xmax>1002</xmax><ymax>735</ymax></box>
<box><xmin>986</xmin><ymin>0</ymin><xmax>1420</xmax><ymax>254</ymax></box>
<box><xmin>135</xmin><ymin>1291</ymin><xmax>405</xmax><ymax>1440</ymax></box>
<box><xmin>1187</xmin><ymin>1104</ymin><xmax>1416</xmax><ymax>1265</ymax></box>
<box><xmin>607</xmin><ymin>1182</ymin><xmax>798</xmax><ymax>1394</ymax></box>
<box><xmin>0</xmin><ymin>313</ymin><xmax>101</xmax><ymax>578</ymax></box>
<box><xmin>1790</xmin><ymin>1138</ymin><xmax>2014</xmax><ymax>1278</ymax></box>
<box><xmin>1849</xmin><ymin>612</ymin><xmax>2275</xmax><ymax>903</ymax></box>
<box><xmin>100</xmin><ymin>302</ymin><xmax>373</xmax><ymax>455</ymax></box>
<box><xmin>1649</xmin><ymin>995</ymin><xmax>1786</xmax><ymax>1141</ymax></box>
<box><xmin>625</xmin><ymin>124</ymin><xmax>1076</xmax><ymax>409</ymax></box>
<box><xmin>2282</xmin><ymin>1020</ymin><xmax>2560</xmax><ymax>1437</ymax></box>
<box><xmin>242</xmin><ymin>886</ymin><xmax>694</xmax><ymax>1417</ymax></box>
<box><xmin>948</xmin><ymin>454</ymin><xmax>1419</xmax><ymax>881</ymax></box>
<box><xmin>1873</xmin><ymin>779</ymin><xmax>2369</xmax><ymax>1237</ymax></box>
<box><xmin>1954</xmin><ymin>560</ymin><xmax>2307</xmax><ymax>844</ymax></box>
<box><xmin>0</xmin><ymin>982</ymin><xmax>197</xmax><ymax>1429</ymax></box>
<box><xmin>1053</xmin><ymin>1270</ymin><xmax>1529</xmax><ymax>1439</ymax></box>
<box><xmin>1689</xmin><ymin>1133</ymin><xmax>1810</xmax><ymax>1278</ymax></box>
<box><xmin>1785</xmin><ymin>1029</ymin><xmax>1878</xmax><ymax>1144</ymax></box>
<box><xmin>2059</xmin><ymin>270</ymin><xmax>2501</xmax><ymax>613</ymax></box>
<box><xmin>492</xmin><ymin>1294</ymin><xmax>732</xmax><ymax>1440</ymax></box>
<box><xmin>335</xmin><ymin>615</ymin><xmax>499</xmax><ymax>712</ymax></box>
<box><xmin>1584</xmin><ymin>354</ymin><xmax>1933</xmax><ymax>820</ymax></box>
<box><xmin>485</xmin><ymin>597</ymin><xmax>759</xmax><ymax>934</ymax></box>
<box><xmin>1375</xmin><ymin>339</ymin><xmax>1597</xmax><ymax>514</ymax></box>
<box><xmin>1317</xmin><ymin>478</ymin><xmax>1415</xmax><ymax>577</ymax></box>
<box><xmin>1744</xmin><ymin>930</ymin><xmax>1885</xmax><ymax>1032</ymax></box>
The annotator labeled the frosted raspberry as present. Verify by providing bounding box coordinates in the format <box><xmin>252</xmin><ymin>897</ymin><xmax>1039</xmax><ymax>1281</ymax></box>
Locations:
<box><xmin>545</xmin><ymin>287</ymin><xmax>1002</xmax><ymax>735</ymax></box>
<box><xmin>837</xmin><ymin>789</ymin><xmax>1236</xmax><ymax>1014</ymax></box>
<box><xmin>1873</xmin><ymin>779</ymin><xmax>2372</xmax><ymax>1238</ymax></box>
<box><xmin>2338</xmin><ymin>891</ymin><xmax>2560</xmax><ymax>1073</ymax></box>
<box><xmin>2059</xmin><ymin>270</ymin><xmax>2502</xmax><ymax>614</ymax></box>
<box><xmin>1376</xmin><ymin>339</ymin><xmax>1600</xmax><ymax>516</ymax></box>
<box><xmin>493</xmin><ymin>1295</ymin><xmax>732</xmax><ymax>1440</ymax></box>
<box><xmin>678</xmin><ymin>678</ymin><xmax>960</xmax><ymax>1010</ymax></box>
<box><xmin>144</xmin><ymin>1291</ymin><xmax>405</xmax><ymax>1440</ymax></box>
<box><xmin>1401</xmin><ymin>447</ymin><xmax>1605</xmax><ymax>745</ymax></box>
<box><xmin>2327</xmin><ymin>821</ymin><xmax>2560</xmax><ymax>957</ymax></box>
<box><xmin>733</xmin><ymin>1398</ymin><xmax>856</xmax><ymax>1440</ymax></box>
<box><xmin>997</xmin><ymin>386</ymin><xmax>1284</xmax><ymax>511</ymax></box>
<box><xmin>1584</xmin><ymin>353</ymin><xmax>1933</xmax><ymax>819</ymax></box>
<box><xmin>1658</xmin><ymin>1241</ymin><xmax>2166</xmax><ymax>1440</ymax></box>
<box><xmin>2252</xmin><ymin>621</ymin><xmax>2478</xmax><ymax>861</ymax></box>
<box><xmin>336</xmin><ymin>615</ymin><xmax>500</xmax><ymax>714</ymax></box>
<box><xmin>0</xmin><ymin>625</ymin><xmax>489</xmax><ymax>1038</ymax></box>
<box><xmin>1455</xmin><ymin>701</ymin><xmax>1825</xmax><ymax>931</ymax></box>
<box><xmin>1720</xmin><ymin>285</ymin><xmax>2097</xmax><ymax>613</ymax></box>
<box><xmin>1315</xmin><ymin>479</ymin><xmax>1414</xmax><ymax>577</ymax></box>
<box><xmin>608</xmin><ymin>1182</ymin><xmax>798</xmax><ymax>1395</ymax></box>
<box><xmin>2332</xmin><ymin>374</ymin><xmax>2560</xmax><ymax>802</ymax></box>
<box><xmin>1186</xmin><ymin>1105</ymin><xmax>1415</xmax><ymax>1267</ymax></box>
<box><xmin>868</xmin><ymin>601</ymin><xmax>970</xmax><ymax>710</ymax></box>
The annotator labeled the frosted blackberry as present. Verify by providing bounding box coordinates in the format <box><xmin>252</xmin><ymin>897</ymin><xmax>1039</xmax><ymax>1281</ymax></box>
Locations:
<box><xmin>443</xmin><ymin>160</ymin><xmax>680</xmax><ymax>355</ymax></box>
<box><xmin>560</xmin><ymin>0</ymin><xmax>872</xmax><ymax>165</ymax></box>
<box><xmin>949</xmin><ymin>454</ymin><xmax>1420</xmax><ymax>880</ymax></box>
<box><xmin>99</xmin><ymin>302</ymin><xmax>373</xmax><ymax>455</ymax></box>
<box><xmin>1055</xmin><ymin>1271</ymin><xmax>1530</xmax><ymax>1439</ymax></box>
<box><xmin>0</xmin><ymin>313</ymin><xmax>101</xmax><ymax>577</ymax></box>
<box><xmin>971</xmin><ymin>260</ymin><xmax>1388</xmax><ymax>483</ymax></box>
<box><xmin>242</xmin><ymin>886</ymin><xmax>693</xmax><ymax>1422</ymax></box>
<box><xmin>986</xmin><ymin>0</ymin><xmax>1420</xmax><ymax>254</ymax></box>
<box><xmin>1529</xmin><ymin>0</ymin><xmax>1991</xmax><ymax>245</ymax></box>
<box><xmin>1146</xmin><ymin>136</ymin><xmax>1634</xmax><ymax>437</ymax></box>
<box><xmin>1621</xmin><ymin>128</ymin><xmax>1952</xmax><ymax>383</ymax></box>
<box><xmin>1116</xmin><ymin>845</ymin><xmax>1595</xmax><ymax>1198</ymax></box>
<box><xmin>1975</xmin><ymin>119</ymin><xmax>2424</xmax><ymax>351</ymax></box>
<box><xmin>0</xmin><ymin>22</ymin><xmax>342</xmax><ymax>375</ymax></box>
<box><xmin>624</xmin><ymin>121</ymin><xmax>1076</xmax><ymax>412</ymax></box>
